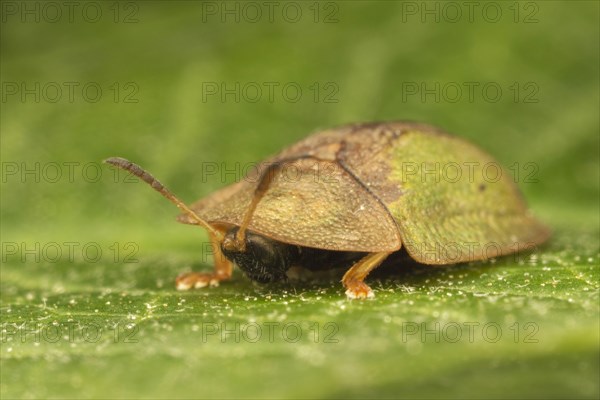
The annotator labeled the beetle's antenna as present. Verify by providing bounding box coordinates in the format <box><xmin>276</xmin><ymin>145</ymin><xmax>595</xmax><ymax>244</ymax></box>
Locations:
<box><xmin>235</xmin><ymin>160</ymin><xmax>287</xmax><ymax>248</ymax></box>
<box><xmin>104</xmin><ymin>157</ymin><xmax>224</xmax><ymax>241</ymax></box>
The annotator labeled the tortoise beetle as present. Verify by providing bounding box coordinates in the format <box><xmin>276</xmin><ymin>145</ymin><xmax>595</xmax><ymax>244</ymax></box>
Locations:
<box><xmin>105</xmin><ymin>121</ymin><xmax>549</xmax><ymax>299</ymax></box>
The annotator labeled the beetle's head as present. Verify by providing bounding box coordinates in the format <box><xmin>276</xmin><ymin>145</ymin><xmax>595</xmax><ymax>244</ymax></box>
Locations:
<box><xmin>102</xmin><ymin>157</ymin><xmax>293</xmax><ymax>284</ymax></box>
<box><xmin>221</xmin><ymin>227</ymin><xmax>292</xmax><ymax>283</ymax></box>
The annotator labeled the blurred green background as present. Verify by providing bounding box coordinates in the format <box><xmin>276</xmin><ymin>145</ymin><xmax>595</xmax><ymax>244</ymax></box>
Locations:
<box><xmin>1</xmin><ymin>1</ymin><xmax>598</xmax><ymax>399</ymax></box>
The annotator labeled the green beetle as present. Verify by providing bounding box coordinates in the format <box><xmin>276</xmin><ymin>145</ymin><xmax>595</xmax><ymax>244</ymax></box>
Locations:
<box><xmin>106</xmin><ymin>121</ymin><xmax>550</xmax><ymax>299</ymax></box>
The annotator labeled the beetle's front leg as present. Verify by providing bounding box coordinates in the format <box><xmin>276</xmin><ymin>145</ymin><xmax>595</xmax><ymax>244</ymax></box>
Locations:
<box><xmin>342</xmin><ymin>251</ymin><xmax>391</xmax><ymax>299</ymax></box>
<box><xmin>176</xmin><ymin>231</ymin><xmax>233</xmax><ymax>290</ymax></box>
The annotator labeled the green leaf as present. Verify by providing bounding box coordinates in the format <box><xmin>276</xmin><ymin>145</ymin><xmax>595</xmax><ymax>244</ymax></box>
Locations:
<box><xmin>1</xmin><ymin>1</ymin><xmax>598</xmax><ymax>398</ymax></box>
<box><xmin>2</xmin><ymin>229</ymin><xmax>598</xmax><ymax>399</ymax></box>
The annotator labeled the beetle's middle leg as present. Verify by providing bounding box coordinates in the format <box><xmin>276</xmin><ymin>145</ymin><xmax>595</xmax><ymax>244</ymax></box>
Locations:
<box><xmin>342</xmin><ymin>252</ymin><xmax>391</xmax><ymax>299</ymax></box>
<box><xmin>176</xmin><ymin>229</ymin><xmax>233</xmax><ymax>290</ymax></box>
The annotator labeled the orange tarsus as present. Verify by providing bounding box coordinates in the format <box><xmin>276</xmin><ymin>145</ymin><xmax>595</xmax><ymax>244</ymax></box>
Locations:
<box><xmin>342</xmin><ymin>252</ymin><xmax>392</xmax><ymax>299</ymax></box>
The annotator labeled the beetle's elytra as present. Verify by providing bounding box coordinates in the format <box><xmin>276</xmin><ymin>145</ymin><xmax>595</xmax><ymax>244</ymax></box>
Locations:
<box><xmin>105</xmin><ymin>121</ymin><xmax>550</xmax><ymax>299</ymax></box>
